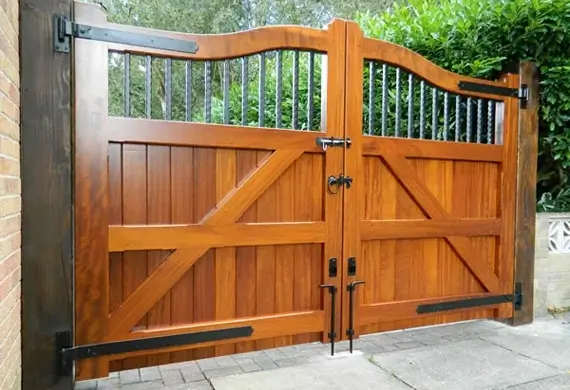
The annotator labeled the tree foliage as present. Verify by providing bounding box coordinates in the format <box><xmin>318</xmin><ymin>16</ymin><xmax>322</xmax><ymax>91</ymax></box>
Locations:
<box><xmin>357</xmin><ymin>0</ymin><xmax>570</xmax><ymax>211</ymax></box>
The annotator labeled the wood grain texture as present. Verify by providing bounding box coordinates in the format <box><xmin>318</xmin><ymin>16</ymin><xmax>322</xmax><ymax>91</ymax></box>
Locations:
<box><xmin>360</xmin><ymin>219</ymin><xmax>502</xmax><ymax>240</ymax></box>
<box><xmin>362</xmin><ymin>38</ymin><xmax>512</xmax><ymax>101</ymax></box>
<box><xmin>511</xmin><ymin>62</ymin><xmax>539</xmax><ymax>325</ymax></box>
<box><xmin>74</xmin><ymin>35</ymin><xmax>110</xmax><ymax>381</ymax></box>
<box><xmin>21</xmin><ymin>0</ymin><xmax>74</xmax><ymax>388</ymax></box>
<box><xmin>107</xmin><ymin>118</ymin><xmax>325</xmax><ymax>152</ymax></box>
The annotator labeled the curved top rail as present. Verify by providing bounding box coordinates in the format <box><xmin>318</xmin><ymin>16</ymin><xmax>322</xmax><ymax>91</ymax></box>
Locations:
<box><xmin>75</xmin><ymin>1</ymin><xmax>331</xmax><ymax>60</ymax></box>
<box><xmin>362</xmin><ymin>37</ymin><xmax>514</xmax><ymax>101</ymax></box>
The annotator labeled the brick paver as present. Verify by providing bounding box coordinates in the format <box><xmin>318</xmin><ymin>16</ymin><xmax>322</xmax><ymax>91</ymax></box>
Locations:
<box><xmin>75</xmin><ymin>315</ymin><xmax>569</xmax><ymax>390</ymax></box>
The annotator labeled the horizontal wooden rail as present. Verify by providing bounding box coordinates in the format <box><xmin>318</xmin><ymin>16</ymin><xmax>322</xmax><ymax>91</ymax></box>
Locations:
<box><xmin>360</xmin><ymin>219</ymin><xmax>501</xmax><ymax>240</ymax></box>
<box><xmin>107</xmin><ymin>118</ymin><xmax>324</xmax><ymax>152</ymax></box>
<box><xmin>362</xmin><ymin>38</ymin><xmax>513</xmax><ymax>101</ymax></box>
<box><xmin>103</xmin><ymin>311</ymin><xmax>324</xmax><ymax>359</ymax></box>
<box><xmin>109</xmin><ymin>222</ymin><xmax>326</xmax><ymax>251</ymax></box>
<box><xmin>359</xmin><ymin>294</ymin><xmax>509</xmax><ymax>325</ymax></box>
<box><xmin>362</xmin><ymin>136</ymin><xmax>503</xmax><ymax>162</ymax></box>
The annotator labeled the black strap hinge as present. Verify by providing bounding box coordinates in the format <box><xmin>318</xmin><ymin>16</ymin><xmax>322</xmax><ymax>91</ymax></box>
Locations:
<box><xmin>53</xmin><ymin>14</ymin><xmax>199</xmax><ymax>54</ymax></box>
<box><xmin>457</xmin><ymin>81</ymin><xmax>529</xmax><ymax>109</ymax></box>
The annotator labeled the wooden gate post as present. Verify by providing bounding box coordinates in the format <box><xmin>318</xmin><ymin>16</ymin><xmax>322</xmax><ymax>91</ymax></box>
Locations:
<box><xmin>21</xmin><ymin>0</ymin><xmax>74</xmax><ymax>389</ymax></box>
<box><xmin>512</xmin><ymin>61</ymin><xmax>540</xmax><ymax>325</ymax></box>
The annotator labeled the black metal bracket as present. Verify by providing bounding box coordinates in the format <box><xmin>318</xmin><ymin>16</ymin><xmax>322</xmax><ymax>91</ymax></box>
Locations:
<box><xmin>319</xmin><ymin>284</ymin><xmax>338</xmax><ymax>356</ymax></box>
<box><xmin>316</xmin><ymin>136</ymin><xmax>351</xmax><ymax>151</ymax></box>
<box><xmin>328</xmin><ymin>258</ymin><xmax>338</xmax><ymax>278</ymax></box>
<box><xmin>457</xmin><ymin>81</ymin><xmax>528</xmax><ymax>108</ymax></box>
<box><xmin>346</xmin><ymin>280</ymin><xmax>365</xmax><ymax>353</ymax></box>
<box><xmin>55</xmin><ymin>326</ymin><xmax>253</xmax><ymax>376</ymax></box>
<box><xmin>327</xmin><ymin>174</ymin><xmax>352</xmax><ymax>194</ymax></box>
<box><xmin>347</xmin><ymin>257</ymin><xmax>356</xmax><ymax>276</ymax></box>
<box><xmin>53</xmin><ymin>14</ymin><xmax>199</xmax><ymax>54</ymax></box>
<box><xmin>416</xmin><ymin>284</ymin><xmax>524</xmax><ymax>314</ymax></box>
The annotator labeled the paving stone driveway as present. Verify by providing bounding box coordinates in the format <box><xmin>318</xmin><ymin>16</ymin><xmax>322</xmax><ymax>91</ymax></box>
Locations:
<box><xmin>76</xmin><ymin>313</ymin><xmax>570</xmax><ymax>390</ymax></box>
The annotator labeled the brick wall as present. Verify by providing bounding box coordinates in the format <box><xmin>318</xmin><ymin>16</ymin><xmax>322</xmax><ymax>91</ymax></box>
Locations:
<box><xmin>534</xmin><ymin>213</ymin><xmax>570</xmax><ymax>318</ymax></box>
<box><xmin>0</xmin><ymin>0</ymin><xmax>21</xmax><ymax>388</ymax></box>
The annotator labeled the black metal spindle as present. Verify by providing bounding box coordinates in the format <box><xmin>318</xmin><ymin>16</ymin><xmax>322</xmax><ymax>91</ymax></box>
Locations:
<box><xmin>443</xmin><ymin>92</ymin><xmax>449</xmax><ymax>141</ymax></box>
<box><xmin>431</xmin><ymin>88</ymin><xmax>438</xmax><ymax>140</ymax></box>
<box><xmin>223</xmin><ymin>60</ymin><xmax>230</xmax><ymax>124</ymax></box>
<box><xmin>381</xmin><ymin>64</ymin><xmax>388</xmax><ymax>136</ymax></box>
<box><xmin>145</xmin><ymin>55</ymin><xmax>151</xmax><ymax>119</ymax></box>
<box><xmin>466</xmin><ymin>97</ymin><xmax>472</xmax><ymax>142</ymax></box>
<box><xmin>185</xmin><ymin>60</ymin><xmax>192</xmax><ymax>122</ymax></box>
<box><xmin>368</xmin><ymin>62</ymin><xmax>375</xmax><ymax>135</ymax></box>
<box><xmin>419</xmin><ymin>80</ymin><xmax>426</xmax><ymax>139</ymax></box>
<box><xmin>259</xmin><ymin>53</ymin><xmax>266</xmax><ymax>127</ymax></box>
<box><xmin>487</xmin><ymin>100</ymin><xmax>493</xmax><ymax>144</ymax></box>
<box><xmin>292</xmin><ymin>51</ymin><xmax>300</xmax><ymax>130</ymax></box>
<box><xmin>276</xmin><ymin>50</ymin><xmax>283</xmax><ymax>128</ymax></box>
<box><xmin>241</xmin><ymin>57</ymin><xmax>249</xmax><ymax>126</ymax></box>
<box><xmin>455</xmin><ymin>95</ymin><xmax>461</xmax><ymax>142</ymax></box>
<box><xmin>307</xmin><ymin>52</ymin><xmax>315</xmax><ymax>131</ymax></box>
<box><xmin>123</xmin><ymin>53</ymin><xmax>130</xmax><ymax>117</ymax></box>
<box><xmin>395</xmin><ymin>68</ymin><xmax>401</xmax><ymax>137</ymax></box>
<box><xmin>165</xmin><ymin>58</ymin><xmax>172</xmax><ymax>120</ymax></box>
<box><xmin>204</xmin><ymin>61</ymin><xmax>212</xmax><ymax>123</ymax></box>
<box><xmin>476</xmin><ymin>99</ymin><xmax>482</xmax><ymax>143</ymax></box>
<box><xmin>407</xmin><ymin>74</ymin><xmax>414</xmax><ymax>138</ymax></box>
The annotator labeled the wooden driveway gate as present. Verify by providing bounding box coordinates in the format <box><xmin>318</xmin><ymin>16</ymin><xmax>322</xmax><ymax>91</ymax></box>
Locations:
<box><xmin>62</xmin><ymin>2</ymin><xmax>528</xmax><ymax>380</ymax></box>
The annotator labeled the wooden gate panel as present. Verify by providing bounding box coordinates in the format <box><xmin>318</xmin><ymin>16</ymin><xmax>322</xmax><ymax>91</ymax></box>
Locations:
<box><xmin>343</xmin><ymin>23</ymin><xmax>520</xmax><ymax>340</ymax></box>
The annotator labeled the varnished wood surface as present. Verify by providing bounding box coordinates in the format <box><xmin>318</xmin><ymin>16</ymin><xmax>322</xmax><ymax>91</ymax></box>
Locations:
<box><xmin>70</xmin><ymin>7</ymin><xmax>528</xmax><ymax>378</ymax></box>
<box><xmin>21</xmin><ymin>0</ymin><xmax>74</xmax><ymax>388</ymax></box>
<box><xmin>512</xmin><ymin>62</ymin><xmax>539</xmax><ymax>325</ymax></box>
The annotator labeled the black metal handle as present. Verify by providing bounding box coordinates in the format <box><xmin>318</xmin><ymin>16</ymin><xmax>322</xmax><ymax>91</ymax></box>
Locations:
<box><xmin>319</xmin><ymin>284</ymin><xmax>338</xmax><ymax>356</ymax></box>
<box><xmin>346</xmin><ymin>280</ymin><xmax>365</xmax><ymax>353</ymax></box>
<box><xmin>327</xmin><ymin>174</ymin><xmax>352</xmax><ymax>194</ymax></box>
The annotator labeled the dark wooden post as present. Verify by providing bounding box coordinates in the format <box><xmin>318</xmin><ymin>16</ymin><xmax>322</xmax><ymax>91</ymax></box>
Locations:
<box><xmin>21</xmin><ymin>0</ymin><xmax>74</xmax><ymax>389</ymax></box>
<box><xmin>512</xmin><ymin>61</ymin><xmax>540</xmax><ymax>325</ymax></box>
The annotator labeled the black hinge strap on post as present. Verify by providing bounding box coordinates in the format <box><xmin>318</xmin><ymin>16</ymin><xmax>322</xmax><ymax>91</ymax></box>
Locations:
<box><xmin>457</xmin><ymin>81</ymin><xmax>528</xmax><ymax>108</ymax></box>
<box><xmin>346</xmin><ymin>280</ymin><xmax>364</xmax><ymax>354</ymax></box>
<box><xmin>55</xmin><ymin>326</ymin><xmax>253</xmax><ymax>376</ymax></box>
<box><xmin>319</xmin><ymin>284</ymin><xmax>338</xmax><ymax>356</ymax></box>
<box><xmin>53</xmin><ymin>15</ymin><xmax>199</xmax><ymax>54</ymax></box>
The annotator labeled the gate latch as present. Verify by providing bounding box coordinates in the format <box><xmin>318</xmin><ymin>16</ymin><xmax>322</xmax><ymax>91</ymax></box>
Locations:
<box><xmin>327</xmin><ymin>174</ymin><xmax>352</xmax><ymax>194</ymax></box>
<box><xmin>316</xmin><ymin>137</ymin><xmax>351</xmax><ymax>151</ymax></box>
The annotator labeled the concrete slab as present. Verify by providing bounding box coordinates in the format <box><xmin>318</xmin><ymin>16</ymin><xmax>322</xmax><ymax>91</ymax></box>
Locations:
<box><xmin>504</xmin><ymin>374</ymin><xmax>570</xmax><ymax>390</ymax></box>
<box><xmin>210</xmin><ymin>356</ymin><xmax>412</xmax><ymax>390</ymax></box>
<box><xmin>370</xmin><ymin>338</ymin><xmax>562</xmax><ymax>390</ymax></box>
<box><xmin>482</xmin><ymin>321</ymin><xmax>570</xmax><ymax>370</ymax></box>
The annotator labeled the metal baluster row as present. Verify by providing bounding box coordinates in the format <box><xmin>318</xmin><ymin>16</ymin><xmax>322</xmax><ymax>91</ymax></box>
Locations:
<box><xmin>112</xmin><ymin>50</ymin><xmax>322</xmax><ymax>131</ymax></box>
<box><xmin>362</xmin><ymin>60</ymin><xmax>501</xmax><ymax>144</ymax></box>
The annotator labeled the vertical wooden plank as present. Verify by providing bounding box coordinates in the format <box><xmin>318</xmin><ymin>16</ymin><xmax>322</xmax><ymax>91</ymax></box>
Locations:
<box><xmin>193</xmin><ymin>148</ymin><xmax>216</xmax><ymax>359</ymax></box>
<box><xmin>170</xmin><ymin>146</ymin><xmax>195</xmax><ymax>362</ymax></box>
<box><xmin>215</xmin><ymin>149</ymin><xmax>237</xmax><ymax>355</ymax></box>
<box><xmin>235</xmin><ymin>150</ymin><xmax>258</xmax><ymax>353</ymax></box>
<box><xmin>74</xmin><ymin>4</ymin><xmax>110</xmax><ymax>379</ymax></box>
<box><xmin>276</xmin><ymin>163</ymin><xmax>295</xmax><ymax>346</ymax></box>
<box><xmin>256</xmin><ymin>152</ymin><xmax>276</xmax><ymax>350</ymax></box>
<box><xmin>320</xmin><ymin>19</ymin><xmax>347</xmax><ymax>344</ymax></box>
<box><xmin>498</xmin><ymin>72</ymin><xmax>521</xmax><ymax>318</ymax></box>
<box><xmin>511</xmin><ymin>62</ymin><xmax>539</xmax><ymax>325</ymax></box>
<box><xmin>342</xmin><ymin>21</ymin><xmax>362</xmax><ymax>340</ymax></box>
<box><xmin>121</xmin><ymin>144</ymin><xmax>148</xmax><ymax>370</ymax></box>
<box><xmin>108</xmin><ymin>144</ymin><xmax>124</xmax><ymax>373</ymax></box>
<box><xmin>21</xmin><ymin>0</ymin><xmax>74</xmax><ymax>387</ymax></box>
<box><xmin>146</xmin><ymin>145</ymin><xmax>171</xmax><ymax>365</ymax></box>
<box><xmin>310</xmin><ymin>153</ymin><xmax>324</xmax><ymax>342</ymax></box>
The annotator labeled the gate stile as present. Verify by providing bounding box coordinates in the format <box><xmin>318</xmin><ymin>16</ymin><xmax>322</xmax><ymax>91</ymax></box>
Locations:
<box><xmin>63</xmin><ymin>1</ymin><xmax>527</xmax><ymax>380</ymax></box>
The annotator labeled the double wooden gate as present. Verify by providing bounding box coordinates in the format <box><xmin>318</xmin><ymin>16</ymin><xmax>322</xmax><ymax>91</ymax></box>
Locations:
<box><xmin>70</xmin><ymin>1</ymin><xmax>526</xmax><ymax>380</ymax></box>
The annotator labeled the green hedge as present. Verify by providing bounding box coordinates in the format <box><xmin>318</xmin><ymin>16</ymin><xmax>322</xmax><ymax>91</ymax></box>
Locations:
<box><xmin>357</xmin><ymin>0</ymin><xmax>570</xmax><ymax>211</ymax></box>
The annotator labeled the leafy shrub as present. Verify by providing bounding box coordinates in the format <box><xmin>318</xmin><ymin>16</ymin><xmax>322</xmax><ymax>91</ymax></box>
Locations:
<box><xmin>357</xmin><ymin>0</ymin><xmax>570</xmax><ymax>211</ymax></box>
